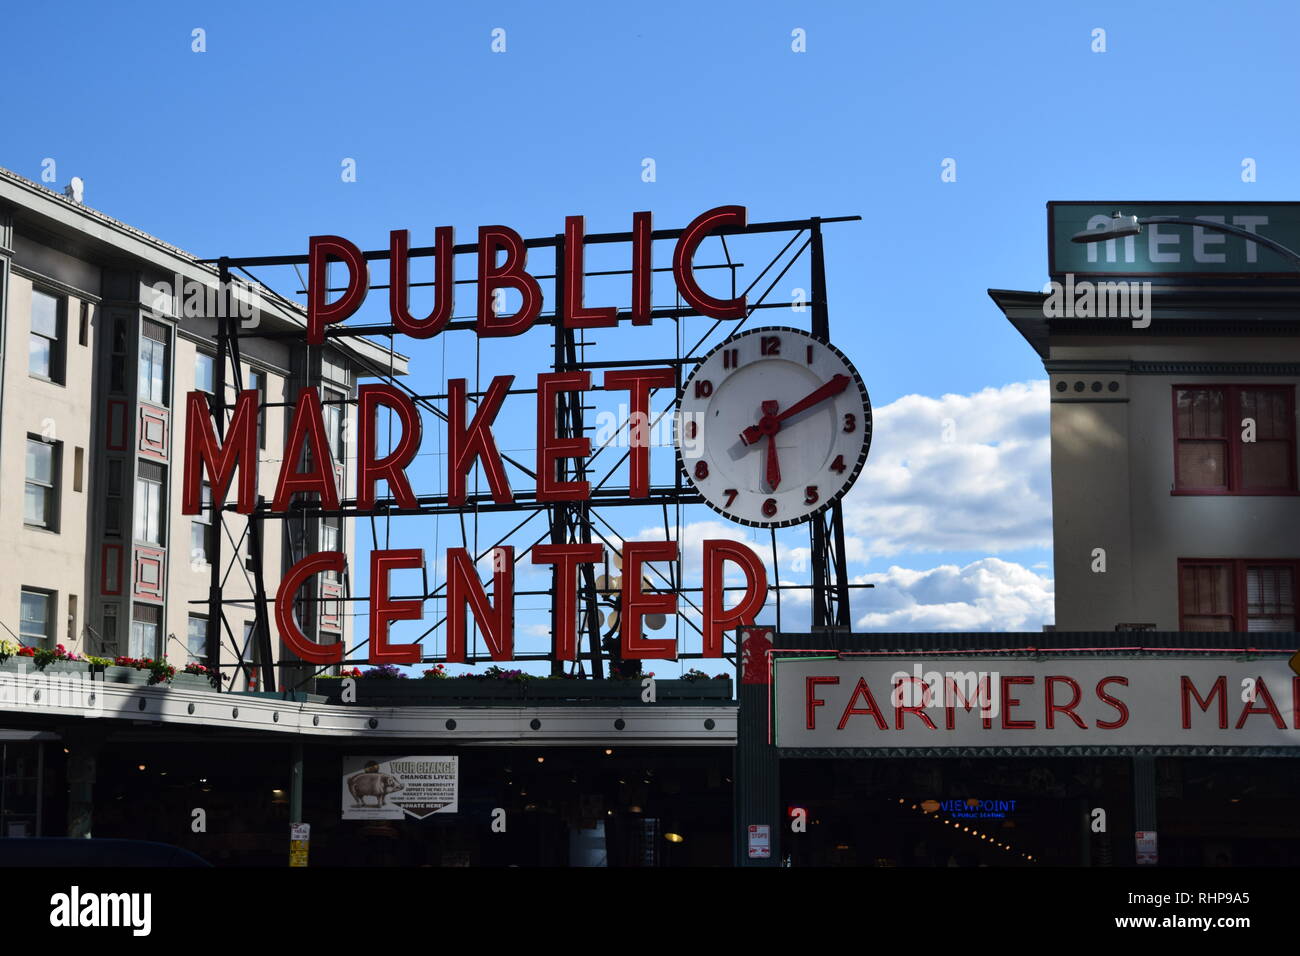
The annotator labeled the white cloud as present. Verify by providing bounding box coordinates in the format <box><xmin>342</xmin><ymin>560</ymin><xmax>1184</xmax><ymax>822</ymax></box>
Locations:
<box><xmin>842</xmin><ymin>381</ymin><xmax>1051</xmax><ymax>556</ymax></box>
<box><xmin>854</xmin><ymin>558</ymin><xmax>1054</xmax><ymax>632</ymax></box>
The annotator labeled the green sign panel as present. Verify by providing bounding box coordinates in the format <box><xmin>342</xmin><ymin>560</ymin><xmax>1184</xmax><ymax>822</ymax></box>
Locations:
<box><xmin>1049</xmin><ymin>202</ymin><xmax>1300</xmax><ymax>277</ymax></box>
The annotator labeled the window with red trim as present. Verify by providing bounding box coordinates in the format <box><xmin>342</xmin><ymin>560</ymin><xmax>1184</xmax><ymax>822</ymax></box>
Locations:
<box><xmin>1173</xmin><ymin>385</ymin><xmax>1297</xmax><ymax>494</ymax></box>
<box><xmin>1178</xmin><ymin>559</ymin><xmax>1298</xmax><ymax>631</ymax></box>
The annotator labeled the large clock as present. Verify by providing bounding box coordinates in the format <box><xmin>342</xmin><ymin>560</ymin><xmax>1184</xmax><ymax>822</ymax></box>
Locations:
<box><xmin>676</xmin><ymin>326</ymin><xmax>872</xmax><ymax>528</ymax></box>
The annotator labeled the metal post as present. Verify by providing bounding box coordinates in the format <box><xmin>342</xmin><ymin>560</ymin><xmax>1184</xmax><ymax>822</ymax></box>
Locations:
<box><xmin>290</xmin><ymin>741</ymin><xmax>304</xmax><ymax>824</ymax></box>
<box><xmin>1132</xmin><ymin>754</ymin><xmax>1157</xmax><ymax>865</ymax></box>
<box><xmin>209</xmin><ymin>260</ymin><xmax>229</xmax><ymax>690</ymax></box>
<box><xmin>807</xmin><ymin>221</ymin><xmax>852</xmax><ymax>629</ymax></box>
<box><xmin>549</xmin><ymin>237</ymin><xmax>567</xmax><ymax>677</ymax></box>
<box><xmin>734</xmin><ymin>679</ymin><xmax>780</xmax><ymax>866</ymax></box>
<box><xmin>64</xmin><ymin>731</ymin><xmax>101</xmax><ymax>838</ymax></box>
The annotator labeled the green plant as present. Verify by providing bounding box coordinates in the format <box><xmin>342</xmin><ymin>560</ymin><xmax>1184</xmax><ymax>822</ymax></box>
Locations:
<box><xmin>114</xmin><ymin>656</ymin><xmax>176</xmax><ymax>685</ymax></box>
<box><xmin>182</xmin><ymin>662</ymin><xmax>226</xmax><ymax>687</ymax></box>
<box><xmin>31</xmin><ymin>644</ymin><xmax>80</xmax><ymax>669</ymax></box>
<box><xmin>680</xmin><ymin>668</ymin><xmax>729</xmax><ymax>682</ymax></box>
<box><xmin>84</xmin><ymin>656</ymin><xmax>113</xmax><ymax>668</ymax></box>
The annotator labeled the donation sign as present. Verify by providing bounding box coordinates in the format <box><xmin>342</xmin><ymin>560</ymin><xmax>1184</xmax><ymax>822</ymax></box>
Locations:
<box><xmin>342</xmin><ymin>755</ymin><xmax>458</xmax><ymax>820</ymax></box>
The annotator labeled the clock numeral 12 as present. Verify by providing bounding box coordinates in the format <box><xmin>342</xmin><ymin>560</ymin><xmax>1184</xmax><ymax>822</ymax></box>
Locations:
<box><xmin>760</xmin><ymin>336</ymin><xmax>781</xmax><ymax>356</ymax></box>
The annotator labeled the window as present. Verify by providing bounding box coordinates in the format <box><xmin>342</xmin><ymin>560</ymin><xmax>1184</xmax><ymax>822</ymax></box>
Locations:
<box><xmin>187</xmin><ymin>614</ymin><xmax>211</xmax><ymax>665</ymax></box>
<box><xmin>104</xmin><ymin>460</ymin><xmax>123</xmax><ymax>537</ymax></box>
<box><xmin>133</xmin><ymin>461</ymin><xmax>166</xmax><ymax>544</ymax></box>
<box><xmin>240</xmin><ymin>622</ymin><xmax>260</xmax><ymax>690</ymax></box>
<box><xmin>321</xmin><ymin>350</ymin><xmax>348</xmax><ymax>386</ymax></box>
<box><xmin>130</xmin><ymin>603</ymin><xmax>161</xmax><ymax>659</ymax></box>
<box><xmin>101</xmin><ymin>605</ymin><xmax>118</xmax><ymax>657</ymax></box>
<box><xmin>249</xmin><ymin>368</ymin><xmax>267</xmax><ymax>449</ymax></box>
<box><xmin>109</xmin><ymin>317</ymin><xmax>127</xmax><ymax>393</ymax></box>
<box><xmin>195</xmin><ymin>352</ymin><xmax>215</xmax><ymax>394</ymax></box>
<box><xmin>321</xmin><ymin>514</ymin><xmax>341</xmax><ymax>553</ymax></box>
<box><xmin>191</xmin><ymin>481</ymin><xmax>214</xmax><ymax>566</ymax></box>
<box><xmin>138</xmin><ymin>320</ymin><xmax>169</xmax><ymax>405</ymax></box>
<box><xmin>322</xmin><ymin>388</ymin><xmax>346</xmax><ymax>462</ymax></box>
<box><xmin>24</xmin><ymin>437</ymin><xmax>60</xmax><ymax>531</ymax></box>
<box><xmin>321</xmin><ymin>515</ymin><xmax>342</xmax><ymax>580</ymax></box>
<box><xmin>29</xmin><ymin>289</ymin><xmax>63</xmax><ymax>382</ymax></box>
<box><xmin>19</xmin><ymin>589</ymin><xmax>55</xmax><ymax>648</ymax></box>
<box><xmin>1178</xmin><ymin>559</ymin><xmax>1298</xmax><ymax>631</ymax></box>
<box><xmin>1174</xmin><ymin>385</ymin><xmax>1297</xmax><ymax>494</ymax></box>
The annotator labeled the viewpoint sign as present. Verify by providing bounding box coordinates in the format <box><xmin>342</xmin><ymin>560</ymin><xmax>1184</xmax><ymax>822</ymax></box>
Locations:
<box><xmin>774</xmin><ymin>656</ymin><xmax>1300</xmax><ymax>750</ymax></box>
<box><xmin>1049</xmin><ymin>201</ymin><xmax>1300</xmax><ymax>277</ymax></box>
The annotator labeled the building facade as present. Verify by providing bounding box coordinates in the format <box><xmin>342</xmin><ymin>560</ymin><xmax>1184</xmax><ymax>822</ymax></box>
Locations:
<box><xmin>0</xmin><ymin>166</ymin><xmax>406</xmax><ymax>686</ymax></box>
<box><xmin>990</xmin><ymin>201</ymin><xmax>1299</xmax><ymax>632</ymax></box>
<box><xmin>734</xmin><ymin>202</ymin><xmax>1300</xmax><ymax>869</ymax></box>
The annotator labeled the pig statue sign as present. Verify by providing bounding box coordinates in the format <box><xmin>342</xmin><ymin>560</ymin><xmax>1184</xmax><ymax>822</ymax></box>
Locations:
<box><xmin>342</xmin><ymin>756</ymin><xmax>458</xmax><ymax>820</ymax></box>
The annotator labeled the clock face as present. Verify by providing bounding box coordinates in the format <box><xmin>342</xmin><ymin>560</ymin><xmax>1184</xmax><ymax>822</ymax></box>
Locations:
<box><xmin>676</xmin><ymin>326</ymin><xmax>872</xmax><ymax>528</ymax></box>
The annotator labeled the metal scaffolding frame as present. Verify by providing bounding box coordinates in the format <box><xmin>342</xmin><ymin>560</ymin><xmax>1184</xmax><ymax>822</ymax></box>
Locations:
<box><xmin>194</xmin><ymin>215</ymin><xmax>863</xmax><ymax>692</ymax></box>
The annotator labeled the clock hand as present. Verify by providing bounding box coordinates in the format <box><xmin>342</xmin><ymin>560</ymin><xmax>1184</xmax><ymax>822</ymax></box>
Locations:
<box><xmin>762</xmin><ymin>401</ymin><xmax>781</xmax><ymax>490</ymax></box>
<box><xmin>740</xmin><ymin>373</ymin><xmax>851</xmax><ymax>446</ymax></box>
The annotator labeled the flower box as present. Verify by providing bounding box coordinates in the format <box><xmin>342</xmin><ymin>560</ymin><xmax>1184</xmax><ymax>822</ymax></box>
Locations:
<box><xmin>99</xmin><ymin>665</ymin><xmax>152</xmax><ymax>685</ymax></box>
<box><xmin>171</xmin><ymin>673</ymin><xmax>216</xmax><ymax>690</ymax></box>
<box><xmin>0</xmin><ymin>658</ymin><xmax>31</xmax><ymax>675</ymax></box>
<box><xmin>35</xmin><ymin>661</ymin><xmax>90</xmax><ymax>676</ymax></box>
<box><xmin>315</xmin><ymin>679</ymin><xmax>525</xmax><ymax>704</ymax></box>
<box><xmin>525</xmin><ymin>680</ymin><xmax>644</xmax><ymax>701</ymax></box>
<box><xmin>658</xmin><ymin>679</ymin><xmax>733</xmax><ymax>701</ymax></box>
<box><xmin>309</xmin><ymin>676</ymin><xmax>733</xmax><ymax>705</ymax></box>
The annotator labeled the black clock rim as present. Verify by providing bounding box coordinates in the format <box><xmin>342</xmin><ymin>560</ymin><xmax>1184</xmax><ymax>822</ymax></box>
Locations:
<box><xmin>673</xmin><ymin>325</ymin><xmax>873</xmax><ymax>530</ymax></box>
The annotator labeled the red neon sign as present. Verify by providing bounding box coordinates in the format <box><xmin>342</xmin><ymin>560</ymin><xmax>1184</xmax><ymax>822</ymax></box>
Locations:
<box><xmin>187</xmin><ymin>207</ymin><xmax>768</xmax><ymax>665</ymax></box>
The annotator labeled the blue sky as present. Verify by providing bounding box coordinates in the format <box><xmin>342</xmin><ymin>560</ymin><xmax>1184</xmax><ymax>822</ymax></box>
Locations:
<box><xmin>5</xmin><ymin>1</ymin><xmax>1297</xmax><ymax>669</ymax></box>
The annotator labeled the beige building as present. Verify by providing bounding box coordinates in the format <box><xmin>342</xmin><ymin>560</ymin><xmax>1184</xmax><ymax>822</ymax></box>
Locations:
<box><xmin>0</xmin><ymin>167</ymin><xmax>407</xmax><ymax>688</ymax></box>
<box><xmin>991</xmin><ymin>202</ymin><xmax>1300</xmax><ymax>632</ymax></box>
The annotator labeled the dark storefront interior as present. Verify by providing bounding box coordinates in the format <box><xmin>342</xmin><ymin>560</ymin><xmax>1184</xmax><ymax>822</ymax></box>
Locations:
<box><xmin>7</xmin><ymin>735</ymin><xmax>1299</xmax><ymax>867</ymax></box>
<box><xmin>84</xmin><ymin>739</ymin><xmax>733</xmax><ymax>866</ymax></box>
<box><xmin>1156</xmin><ymin>758</ymin><xmax>1300</xmax><ymax>866</ymax></box>
<box><xmin>780</xmin><ymin>755</ymin><xmax>1300</xmax><ymax>867</ymax></box>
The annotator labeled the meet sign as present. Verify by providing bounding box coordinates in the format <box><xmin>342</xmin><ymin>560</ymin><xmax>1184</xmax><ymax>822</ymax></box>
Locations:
<box><xmin>1049</xmin><ymin>201</ymin><xmax>1300</xmax><ymax>277</ymax></box>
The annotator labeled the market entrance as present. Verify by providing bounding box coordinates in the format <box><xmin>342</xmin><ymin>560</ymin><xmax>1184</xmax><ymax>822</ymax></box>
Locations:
<box><xmin>779</xmin><ymin>757</ymin><xmax>1134</xmax><ymax>867</ymax></box>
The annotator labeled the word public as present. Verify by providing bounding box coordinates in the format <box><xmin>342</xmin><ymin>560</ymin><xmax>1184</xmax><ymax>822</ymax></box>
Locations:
<box><xmin>306</xmin><ymin>205</ymin><xmax>750</xmax><ymax>344</ymax></box>
<box><xmin>182</xmin><ymin>207</ymin><xmax>770</xmax><ymax>666</ymax></box>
